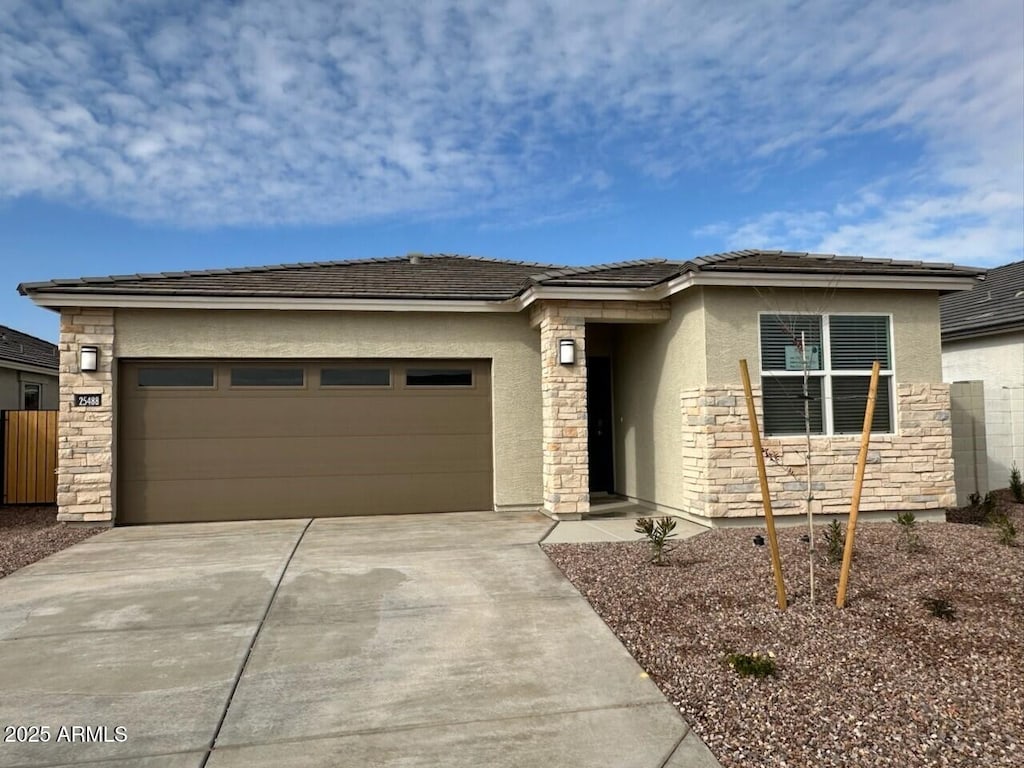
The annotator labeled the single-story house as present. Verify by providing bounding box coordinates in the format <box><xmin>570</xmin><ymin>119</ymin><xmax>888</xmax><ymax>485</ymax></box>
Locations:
<box><xmin>0</xmin><ymin>324</ymin><xmax>59</xmax><ymax>412</ymax></box>
<box><xmin>940</xmin><ymin>260</ymin><xmax>1024</xmax><ymax>497</ymax></box>
<box><xmin>18</xmin><ymin>250</ymin><xmax>983</xmax><ymax>526</ymax></box>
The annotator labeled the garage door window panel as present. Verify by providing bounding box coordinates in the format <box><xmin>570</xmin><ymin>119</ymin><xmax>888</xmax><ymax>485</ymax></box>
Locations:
<box><xmin>230</xmin><ymin>367</ymin><xmax>305</xmax><ymax>387</ymax></box>
<box><xmin>405</xmin><ymin>368</ymin><xmax>474</xmax><ymax>387</ymax></box>
<box><xmin>320</xmin><ymin>367</ymin><xmax>391</xmax><ymax>387</ymax></box>
<box><xmin>137</xmin><ymin>367</ymin><xmax>216</xmax><ymax>388</ymax></box>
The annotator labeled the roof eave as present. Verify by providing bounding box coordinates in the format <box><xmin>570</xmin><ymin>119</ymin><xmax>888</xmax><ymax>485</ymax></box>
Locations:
<box><xmin>0</xmin><ymin>358</ymin><xmax>59</xmax><ymax>375</ymax></box>
<box><xmin>674</xmin><ymin>271</ymin><xmax>981</xmax><ymax>294</ymax></box>
<box><xmin>941</xmin><ymin>321</ymin><xmax>1024</xmax><ymax>343</ymax></box>
<box><xmin>23</xmin><ymin>291</ymin><xmax>527</xmax><ymax>313</ymax></box>
<box><xmin>21</xmin><ymin>270</ymin><xmax>983</xmax><ymax>314</ymax></box>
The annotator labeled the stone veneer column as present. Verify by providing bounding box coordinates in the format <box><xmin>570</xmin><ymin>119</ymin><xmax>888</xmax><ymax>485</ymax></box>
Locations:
<box><xmin>537</xmin><ymin>308</ymin><xmax>589</xmax><ymax>519</ymax></box>
<box><xmin>56</xmin><ymin>308</ymin><xmax>115</xmax><ymax>523</ymax></box>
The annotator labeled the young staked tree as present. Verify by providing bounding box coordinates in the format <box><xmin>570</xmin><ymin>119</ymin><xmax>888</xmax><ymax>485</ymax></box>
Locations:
<box><xmin>755</xmin><ymin>284</ymin><xmax>839</xmax><ymax>606</ymax></box>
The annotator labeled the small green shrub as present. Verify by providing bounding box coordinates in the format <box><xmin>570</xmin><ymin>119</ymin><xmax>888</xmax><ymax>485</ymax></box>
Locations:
<box><xmin>991</xmin><ymin>514</ymin><xmax>1018</xmax><ymax>546</ymax></box>
<box><xmin>634</xmin><ymin>516</ymin><xmax>678</xmax><ymax>565</ymax></box>
<box><xmin>982</xmin><ymin>491</ymin><xmax>997</xmax><ymax>518</ymax></box>
<box><xmin>726</xmin><ymin>651</ymin><xmax>777</xmax><ymax>678</ymax></box>
<box><xmin>968</xmin><ymin>491</ymin><xmax>981</xmax><ymax>507</ymax></box>
<box><xmin>922</xmin><ymin>596</ymin><xmax>956</xmax><ymax>621</ymax></box>
<box><xmin>1010</xmin><ymin>463</ymin><xmax>1023</xmax><ymax>503</ymax></box>
<box><xmin>894</xmin><ymin>511</ymin><xmax>922</xmax><ymax>551</ymax></box>
<box><xmin>823</xmin><ymin>519</ymin><xmax>845</xmax><ymax>564</ymax></box>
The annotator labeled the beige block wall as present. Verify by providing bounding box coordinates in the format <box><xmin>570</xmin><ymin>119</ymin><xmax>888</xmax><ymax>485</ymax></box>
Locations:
<box><xmin>57</xmin><ymin>308</ymin><xmax>115</xmax><ymax>523</ymax></box>
<box><xmin>115</xmin><ymin>308</ymin><xmax>543</xmax><ymax>510</ymax></box>
<box><xmin>680</xmin><ymin>383</ymin><xmax>955</xmax><ymax>521</ymax></box>
<box><xmin>612</xmin><ymin>289</ymin><xmax>706</xmax><ymax>510</ymax></box>
<box><xmin>949</xmin><ymin>380</ymin><xmax>988</xmax><ymax>505</ymax></box>
<box><xmin>943</xmin><ymin>332</ymin><xmax>1024</xmax><ymax>490</ymax></box>
<box><xmin>703</xmin><ymin>287</ymin><xmax>944</xmax><ymax>383</ymax></box>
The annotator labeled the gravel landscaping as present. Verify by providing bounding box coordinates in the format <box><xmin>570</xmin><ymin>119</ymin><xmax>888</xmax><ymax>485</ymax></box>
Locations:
<box><xmin>544</xmin><ymin>493</ymin><xmax>1023</xmax><ymax>768</ymax></box>
<box><xmin>0</xmin><ymin>506</ymin><xmax>104</xmax><ymax>578</ymax></box>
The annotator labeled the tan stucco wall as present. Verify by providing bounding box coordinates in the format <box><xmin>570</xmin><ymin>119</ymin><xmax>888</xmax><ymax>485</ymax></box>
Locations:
<box><xmin>612</xmin><ymin>289</ymin><xmax>706</xmax><ymax>508</ymax></box>
<box><xmin>114</xmin><ymin>308</ymin><xmax>543</xmax><ymax>509</ymax></box>
<box><xmin>0</xmin><ymin>366</ymin><xmax>59</xmax><ymax>411</ymax></box>
<box><xmin>702</xmin><ymin>287</ymin><xmax>944</xmax><ymax>383</ymax></box>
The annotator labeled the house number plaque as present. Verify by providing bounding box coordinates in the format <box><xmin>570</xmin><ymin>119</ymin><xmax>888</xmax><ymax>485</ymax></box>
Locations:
<box><xmin>74</xmin><ymin>393</ymin><xmax>103</xmax><ymax>407</ymax></box>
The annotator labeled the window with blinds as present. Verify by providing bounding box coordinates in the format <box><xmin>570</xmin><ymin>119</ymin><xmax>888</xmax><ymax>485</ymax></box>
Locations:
<box><xmin>832</xmin><ymin>375</ymin><xmax>892</xmax><ymax>433</ymax></box>
<box><xmin>829</xmin><ymin>315</ymin><xmax>891</xmax><ymax>369</ymax></box>
<box><xmin>760</xmin><ymin>313</ymin><xmax>893</xmax><ymax>436</ymax></box>
<box><xmin>762</xmin><ymin>376</ymin><xmax>824</xmax><ymax>435</ymax></box>
<box><xmin>759</xmin><ymin>315</ymin><xmax>823</xmax><ymax>371</ymax></box>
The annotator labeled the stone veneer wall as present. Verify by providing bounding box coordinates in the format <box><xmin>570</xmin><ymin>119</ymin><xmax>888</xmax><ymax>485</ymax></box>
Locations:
<box><xmin>56</xmin><ymin>308</ymin><xmax>115</xmax><ymax>523</ymax></box>
<box><xmin>680</xmin><ymin>383</ymin><xmax>955</xmax><ymax>520</ymax></box>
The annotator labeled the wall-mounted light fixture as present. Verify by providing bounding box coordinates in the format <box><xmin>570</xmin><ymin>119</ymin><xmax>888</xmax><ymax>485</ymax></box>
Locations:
<box><xmin>558</xmin><ymin>338</ymin><xmax>576</xmax><ymax>365</ymax></box>
<box><xmin>80</xmin><ymin>345</ymin><xmax>99</xmax><ymax>373</ymax></box>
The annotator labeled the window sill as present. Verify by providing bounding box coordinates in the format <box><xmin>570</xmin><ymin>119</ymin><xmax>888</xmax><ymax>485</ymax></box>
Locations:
<box><xmin>765</xmin><ymin>433</ymin><xmax>898</xmax><ymax>442</ymax></box>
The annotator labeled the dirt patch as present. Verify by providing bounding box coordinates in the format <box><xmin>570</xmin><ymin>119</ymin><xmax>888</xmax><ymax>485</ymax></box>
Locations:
<box><xmin>0</xmin><ymin>506</ymin><xmax>105</xmax><ymax>578</ymax></box>
<box><xmin>544</xmin><ymin>500</ymin><xmax>1023</xmax><ymax>768</ymax></box>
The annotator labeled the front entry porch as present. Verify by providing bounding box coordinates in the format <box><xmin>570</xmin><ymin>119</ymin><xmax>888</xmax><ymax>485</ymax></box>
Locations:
<box><xmin>531</xmin><ymin>300</ymin><xmax>671</xmax><ymax>520</ymax></box>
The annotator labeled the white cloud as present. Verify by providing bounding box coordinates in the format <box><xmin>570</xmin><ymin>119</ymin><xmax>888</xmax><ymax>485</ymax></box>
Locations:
<box><xmin>0</xmin><ymin>0</ymin><xmax>1019</xmax><ymax>265</ymax></box>
<box><xmin>703</xmin><ymin>179</ymin><xmax>1023</xmax><ymax>267</ymax></box>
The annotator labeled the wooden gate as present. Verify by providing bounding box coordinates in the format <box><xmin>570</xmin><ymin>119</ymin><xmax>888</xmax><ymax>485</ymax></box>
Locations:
<box><xmin>2</xmin><ymin>410</ymin><xmax>58</xmax><ymax>505</ymax></box>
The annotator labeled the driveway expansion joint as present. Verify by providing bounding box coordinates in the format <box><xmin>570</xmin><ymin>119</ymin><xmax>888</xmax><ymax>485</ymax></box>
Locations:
<box><xmin>658</xmin><ymin>725</ymin><xmax>692</xmax><ymax>768</ymax></box>
<box><xmin>199</xmin><ymin>519</ymin><xmax>313</xmax><ymax>768</ymax></box>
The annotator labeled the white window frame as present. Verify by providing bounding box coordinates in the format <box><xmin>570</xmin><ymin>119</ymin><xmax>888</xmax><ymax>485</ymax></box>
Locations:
<box><xmin>757</xmin><ymin>311</ymin><xmax>897</xmax><ymax>437</ymax></box>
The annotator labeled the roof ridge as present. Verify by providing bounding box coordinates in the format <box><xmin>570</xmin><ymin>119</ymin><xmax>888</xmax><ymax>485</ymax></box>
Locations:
<box><xmin>420</xmin><ymin>253</ymin><xmax>558</xmax><ymax>269</ymax></box>
<box><xmin>529</xmin><ymin>258</ymin><xmax>670</xmax><ymax>284</ymax></box>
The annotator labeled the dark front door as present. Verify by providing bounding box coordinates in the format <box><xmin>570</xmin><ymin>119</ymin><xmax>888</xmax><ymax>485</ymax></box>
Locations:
<box><xmin>587</xmin><ymin>356</ymin><xmax>614</xmax><ymax>493</ymax></box>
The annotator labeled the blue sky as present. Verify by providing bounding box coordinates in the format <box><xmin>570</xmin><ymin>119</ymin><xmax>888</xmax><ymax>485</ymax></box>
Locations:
<box><xmin>2</xmin><ymin>0</ymin><xmax>1022</xmax><ymax>342</ymax></box>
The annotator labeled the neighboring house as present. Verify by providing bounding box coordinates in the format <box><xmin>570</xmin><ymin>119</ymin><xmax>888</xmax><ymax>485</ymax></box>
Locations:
<box><xmin>18</xmin><ymin>250</ymin><xmax>982</xmax><ymax>526</ymax></box>
<box><xmin>940</xmin><ymin>260</ymin><xmax>1024</xmax><ymax>497</ymax></box>
<box><xmin>0</xmin><ymin>324</ymin><xmax>59</xmax><ymax>412</ymax></box>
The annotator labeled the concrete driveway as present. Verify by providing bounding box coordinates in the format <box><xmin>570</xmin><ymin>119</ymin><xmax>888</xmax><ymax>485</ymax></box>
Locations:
<box><xmin>0</xmin><ymin>511</ymin><xmax>719</xmax><ymax>768</ymax></box>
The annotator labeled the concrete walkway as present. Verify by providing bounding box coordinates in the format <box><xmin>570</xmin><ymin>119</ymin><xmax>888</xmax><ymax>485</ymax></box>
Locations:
<box><xmin>544</xmin><ymin>515</ymin><xmax>710</xmax><ymax>544</ymax></box>
<box><xmin>0</xmin><ymin>511</ymin><xmax>720</xmax><ymax>768</ymax></box>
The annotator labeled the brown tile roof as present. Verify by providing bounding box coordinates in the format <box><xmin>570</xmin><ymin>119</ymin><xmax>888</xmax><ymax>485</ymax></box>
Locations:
<box><xmin>691</xmin><ymin>250</ymin><xmax>984</xmax><ymax>277</ymax></box>
<box><xmin>18</xmin><ymin>250</ymin><xmax>983</xmax><ymax>302</ymax></box>
<box><xmin>530</xmin><ymin>260</ymin><xmax>684</xmax><ymax>287</ymax></box>
<box><xmin>0</xmin><ymin>324</ymin><xmax>58</xmax><ymax>371</ymax></box>
<box><xmin>19</xmin><ymin>255</ymin><xmax>553</xmax><ymax>300</ymax></box>
<box><xmin>939</xmin><ymin>260</ymin><xmax>1024</xmax><ymax>341</ymax></box>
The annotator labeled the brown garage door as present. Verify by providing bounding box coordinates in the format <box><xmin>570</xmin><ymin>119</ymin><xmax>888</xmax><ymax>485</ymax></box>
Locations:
<box><xmin>118</xmin><ymin>360</ymin><xmax>493</xmax><ymax>524</ymax></box>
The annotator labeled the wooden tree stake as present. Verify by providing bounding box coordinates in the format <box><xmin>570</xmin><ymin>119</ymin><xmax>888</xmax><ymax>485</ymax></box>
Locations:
<box><xmin>836</xmin><ymin>361</ymin><xmax>881</xmax><ymax>608</ymax></box>
<box><xmin>739</xmin><ymin>359</ymin><xmax>787</xmax><ymax>611</ymax></box>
